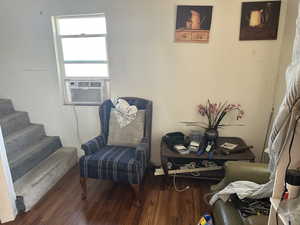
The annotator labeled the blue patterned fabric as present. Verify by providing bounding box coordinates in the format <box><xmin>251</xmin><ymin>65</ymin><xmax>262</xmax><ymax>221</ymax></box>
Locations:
<box><xmin>81</xmin><ymin>135</ymin><xmax>105</xmax><ymax>155</ymax></box>
<box><xmin>80</xmin><ymin>97</ymin><xmax>152</xmax><ymax>184</ymax></box>
<box><xmin>80</xmin><ymin>146</ymin><xmax>146</xmax><ymax>184</ymax></box>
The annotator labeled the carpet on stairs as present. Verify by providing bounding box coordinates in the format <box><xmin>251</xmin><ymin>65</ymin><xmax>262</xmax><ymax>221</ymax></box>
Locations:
<box><xmin>0</xmin><ymin>98</ymin><xmax>78</xmax><ymax>212</ymax></box>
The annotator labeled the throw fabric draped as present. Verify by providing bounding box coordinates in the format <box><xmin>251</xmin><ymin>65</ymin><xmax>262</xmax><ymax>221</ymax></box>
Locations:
<box><xmin>111</xmin><ymin>97</ymin><xmax>138</xmax><ymax>128</ymax></box>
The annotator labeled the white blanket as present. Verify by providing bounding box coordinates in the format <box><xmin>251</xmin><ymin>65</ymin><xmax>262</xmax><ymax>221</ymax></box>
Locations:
<box><xmin>210</xmin><ymin>181</ymin><xmax>274</xmax><ymax>204</ymax></box>
<box><xmin>111</xmin><ymin>97</ymin><xmax>138</xmax><ymax>128</ymax></box>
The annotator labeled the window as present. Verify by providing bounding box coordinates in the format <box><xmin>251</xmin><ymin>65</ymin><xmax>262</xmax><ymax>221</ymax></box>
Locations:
<box><xmin>52</xmin><ymin>14</ymin><xmax>110</xmax><ymax>105</ymax></box>
<box><xmin>52</xmin><ymin>14</ymin><xmax>109</xmax><ymax>78</ymax></box>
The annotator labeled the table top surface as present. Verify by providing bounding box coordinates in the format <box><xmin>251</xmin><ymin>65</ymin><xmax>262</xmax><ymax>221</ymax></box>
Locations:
<box><xmin>161</xmin><ymin>136</ymin><xmax>255</xmax><ymax>161</ymax></box>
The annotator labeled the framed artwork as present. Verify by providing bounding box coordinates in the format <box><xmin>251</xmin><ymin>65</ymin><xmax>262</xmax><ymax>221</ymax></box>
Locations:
<box><xmin>175</xmin><ymin>5</ymin><xmax>213</xmax><ymax>43</ymax></box>
<box><xmin>240</xmin><ymin>1</ymin><xmax>281</xmax><ymax>41</ymax></box>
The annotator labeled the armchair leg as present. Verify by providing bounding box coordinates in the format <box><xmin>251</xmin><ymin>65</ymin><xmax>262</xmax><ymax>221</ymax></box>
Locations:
<box><xmin>131</xmin><ymin>184</ymin><xmax>142</xmax><ymax>207</ymax></box>
<box><xmin>80</xmin><ymin>177</ymin><xmax>87</xmax><ymax>200</ymax></box>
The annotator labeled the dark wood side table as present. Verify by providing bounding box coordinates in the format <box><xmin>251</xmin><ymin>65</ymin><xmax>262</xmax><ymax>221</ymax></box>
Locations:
<box><xmin>160</xmin><ymin>137</ymin><xmax>255</xmax><ymax>182</ymax></box>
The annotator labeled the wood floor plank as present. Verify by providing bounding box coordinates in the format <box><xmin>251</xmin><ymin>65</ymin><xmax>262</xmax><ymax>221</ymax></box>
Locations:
<box><xmin>3</xmin><ymin>165</ymin><xmax>215</xmax><ymax>225</ymax></box>
<box><xmin>137</xmin><ymin>177</ymin><xmax>160</xmax><ymax>225</ymax></box>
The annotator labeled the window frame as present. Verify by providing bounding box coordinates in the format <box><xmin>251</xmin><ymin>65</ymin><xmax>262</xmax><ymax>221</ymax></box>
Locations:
<box><xmin>52</xmin><ymin>13</ymin><xmax>111</xmax><ymax>81</ymax></box>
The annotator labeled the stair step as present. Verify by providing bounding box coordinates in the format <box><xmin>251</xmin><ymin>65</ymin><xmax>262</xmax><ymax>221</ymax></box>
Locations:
<box><xmin>0</xmin><ymin>111</ymin><xmax>30</xmax><ymax>137</ymax></box>
<box><xmin>0</xmin><ymin>99</ymin><xmax>15</xmax><ymax>117</ymax></box>
<box><xmin>5</xmin><ymin>124</ymin><xmax>46</xmax><ymax>159</ymax></box>
<box><xmin>14</xmin><ymin>147</ymin><xmax>77</xmax><ymax>211</ymax></box>
<box><xmin>9</xmin><ymin>136</ymin><xmax>62</xmax><ymax>181</ymax></box>
<box><xmin>0</xmin><ymin>98</ymin><xmax>70</xmax><ymax>212</ymax></box>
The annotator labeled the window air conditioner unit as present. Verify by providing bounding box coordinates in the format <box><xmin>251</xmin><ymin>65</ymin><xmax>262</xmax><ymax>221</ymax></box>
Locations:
<box><xmin>65</xmin><ymin>80</ymin><xmax>109</xmax><ymax>105</ymax></box>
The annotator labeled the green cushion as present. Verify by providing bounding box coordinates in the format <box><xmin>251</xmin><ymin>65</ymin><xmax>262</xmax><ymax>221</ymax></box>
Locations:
<box><xmin>213</xmin><ymin>200</ymin><xmax>244</xmax><ymax>225</ymax></box>
<box><xmin>211</xmin><ymin>161</ymin><xmax>270</xmax><ymax>192</ymax></box>
<box><xmin>213</xmin><ymin>200</ymin><xmax>268</xmax><ymax>225</ymax></box>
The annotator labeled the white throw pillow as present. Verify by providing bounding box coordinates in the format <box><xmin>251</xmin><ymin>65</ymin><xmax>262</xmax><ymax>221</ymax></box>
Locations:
<box><xmin>107</xmin><ymin>109</ymin><xmax>145</xmax><ymax>147</ymax></box>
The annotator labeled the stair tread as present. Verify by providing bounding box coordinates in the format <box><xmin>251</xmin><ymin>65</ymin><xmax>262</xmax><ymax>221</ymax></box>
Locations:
<box><xmin>14</xmin><ymin>147</ymin><xmax>77</xmax><ymax>191</ymax></box>
<box><xmin>0</xmin><ymin>98</ymin><xmax>11</xmax><ymax>103</ymax></box>
<box><xmin>0</xmin><ymin>99</ymin><xmax>15</xmax><ymax>116</ymax></box>
<box><xmin>0</xmin><ymin>111</ymin><xmax>27</xmax><ymax>121</ymax></box>
<box><xmin>5</xmin><ymin>124</ymin><xmax>44</xmax><ymax>143</ymax></box>
<box><xmin>14</xmin><ymin>147</ymin><xmax>77</xmax><ymax>211</ymax></box>
<box><xmin>9</xmin><ymin>136</ymin><xmax>60</xmax><ymax>166</ymax></box>
<box><xmin>0</xmin><ymin>111</ymin><xmax>30</xmax><ymax>137</ymax></box>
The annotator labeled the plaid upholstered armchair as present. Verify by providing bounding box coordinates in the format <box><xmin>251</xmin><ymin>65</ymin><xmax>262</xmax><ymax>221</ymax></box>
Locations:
<box><xmin>79</xmin><ymin>97</ymin><xmax>152</xmax><ymax>203</ymax></box>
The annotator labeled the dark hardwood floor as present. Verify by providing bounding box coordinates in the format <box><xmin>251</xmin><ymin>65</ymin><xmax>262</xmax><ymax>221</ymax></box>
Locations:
<box><xmin>5</xmin><ymin>166</ymin><xmax>215</xmax><ymax>225</ymax></box>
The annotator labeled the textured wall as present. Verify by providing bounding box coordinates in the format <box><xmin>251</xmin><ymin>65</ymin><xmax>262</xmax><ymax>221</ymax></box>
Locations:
<box><xmin>0</xmin><ymin>0</ymin><xmax>289</xmax><ymax>164</ymax></box>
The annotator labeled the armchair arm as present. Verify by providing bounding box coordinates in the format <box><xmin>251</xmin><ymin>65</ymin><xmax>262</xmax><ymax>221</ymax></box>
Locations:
<box><xmin>81</xmin><ymin>135</ymin><xmax>106</xmax><ymax>156</ymax></box>
<box><xmin>211</xmin><ymin>161</ymin><xmax>270</xmax><ymax>192</ymax></box>
<box><xmin>135</xmin><ymin>137</ymin><xmax>149</xmax><ymax>166</ymax></box>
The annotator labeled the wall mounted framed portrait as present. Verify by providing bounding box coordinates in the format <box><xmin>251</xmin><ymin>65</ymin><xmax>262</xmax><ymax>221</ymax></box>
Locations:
<box><xmin>175</xmin><ymin>5</ymin><xmax>213</xmax><ymax>43</ymax></box>
<box><xmin>240</xmin><ymin>1</ymin><xmax>281</xmax><ymax>41</ymax></box>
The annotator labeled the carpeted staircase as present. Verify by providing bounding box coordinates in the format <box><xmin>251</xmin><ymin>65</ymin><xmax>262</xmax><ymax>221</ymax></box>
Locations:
<box><xmin>0</xmin><ymin>98</ymin><xmax>77</xmax><ymax>212</ymax></box>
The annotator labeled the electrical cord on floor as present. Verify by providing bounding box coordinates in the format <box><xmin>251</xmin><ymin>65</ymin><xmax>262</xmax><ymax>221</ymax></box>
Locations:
<box><xmin>173</xmin><ymin>173</ymin><xmax>190</xmax><ymax>192</ymax></box>
<box><xmin>73</xmin><ymin>106</ymin><xmax>83</xmax><ymax>146</ymax></box>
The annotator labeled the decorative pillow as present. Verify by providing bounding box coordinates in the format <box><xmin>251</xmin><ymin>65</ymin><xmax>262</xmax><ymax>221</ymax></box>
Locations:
<box><xmin>107</xmin><ymin>109</ymin><xmax>145</xmax><ymax>147</ymax></box>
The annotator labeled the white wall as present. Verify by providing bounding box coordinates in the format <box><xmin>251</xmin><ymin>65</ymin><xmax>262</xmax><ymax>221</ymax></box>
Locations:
<box><xmin>274</xmin><ymin>0</ymin><xmax>299</xmax><ymax>111</ymax></box>
<box><xmin>0</xmin><ymin>128</ymin><xmax>17</xmax><ymax>223</ymax></box>
<box><xmin>0</xmin><ymin>0</ymin><xmax>288</xmax><ymax>163</ymax></box>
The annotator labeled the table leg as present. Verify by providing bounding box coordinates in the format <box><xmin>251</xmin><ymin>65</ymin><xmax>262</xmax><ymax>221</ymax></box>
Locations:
<box><xmin>161</xmin><ymin>156</ymin><xmax>169</xmax><ymax>190</ymax></box>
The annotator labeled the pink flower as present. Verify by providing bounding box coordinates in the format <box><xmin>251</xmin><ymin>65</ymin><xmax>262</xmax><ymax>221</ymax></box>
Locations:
<box><xmin>198</xmin><ymin>104</ymin><xmax>206</xmax><ymax>116</ymax></box>
<box><xmin>197</xmin><ymin>100</ymin><xmax>244</xmax><ymax>127</ymax></box>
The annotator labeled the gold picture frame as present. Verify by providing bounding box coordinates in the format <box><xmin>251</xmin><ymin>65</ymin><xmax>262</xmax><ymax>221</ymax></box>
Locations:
<box><xmin>175</xmin><ymin>5</ymin><xmax>213</xmax><ymax>43</ymax></box>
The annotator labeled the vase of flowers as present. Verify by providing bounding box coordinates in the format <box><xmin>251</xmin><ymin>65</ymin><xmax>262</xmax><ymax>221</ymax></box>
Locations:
<box><xmin>204</xmin><ymin>127</ymin><xmax>219</xmax><ymax>142</ymax></box>
<box><xmin>182</xmin><ymin>100</ymin><xmax>244</xmax><ymax>144</ymax></box>
<box><xmin>197</xmin><ymin>100</ymin><xmax>244</xmax><ymax>142</ymax></box>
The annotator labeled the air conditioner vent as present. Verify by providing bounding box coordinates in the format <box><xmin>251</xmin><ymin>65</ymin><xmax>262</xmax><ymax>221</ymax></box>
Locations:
<box><xmin>70</xmin><ymin>88</ymin><xmax>102</xmax><ymax>103</ymax></box>
<box><xmin>65</xmin><ymin>80</ymin><xmax>109</xmax><ymax>105</ymax></box>
<box><xmin>91</xmin><ymin>82</ymin><xmax>102</xmax><ymax>87</ymax></box>
<box><xmin>78</xmin><ymin>82</ymin><xmax>90</xmax><ymax>87</ymax></box>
